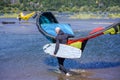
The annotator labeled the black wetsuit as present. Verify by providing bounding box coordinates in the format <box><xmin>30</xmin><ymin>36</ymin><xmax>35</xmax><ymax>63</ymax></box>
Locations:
<box><xmin>54</xmin><ymin>30</ymin><xmax>74</xmax><ymax>74</ymax></box>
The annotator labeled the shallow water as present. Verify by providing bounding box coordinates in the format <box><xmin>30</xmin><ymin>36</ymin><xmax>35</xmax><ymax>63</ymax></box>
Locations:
<box><xmin>0</xmin><ymin>17</ymin><xmax>120</xmax><ymax>80</ymax></box>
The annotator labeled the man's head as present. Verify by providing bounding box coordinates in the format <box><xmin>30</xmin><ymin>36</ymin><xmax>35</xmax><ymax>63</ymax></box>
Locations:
<box><xmin>55</xmin><ymin>27</ymin><xmax>61</xmax><ymax>34</ymax></box>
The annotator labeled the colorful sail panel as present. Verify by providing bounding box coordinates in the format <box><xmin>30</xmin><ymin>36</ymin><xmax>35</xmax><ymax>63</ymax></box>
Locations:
<box><xmin>36</xmin><ymin>12</ymin><xmax>74</xmax><ymax>42</ymax></box>
<box><xmin>67</xmin><ymin>22</ymin><xmax>120</xmax><ymax>51</ymax></box>
<box><xmin>36</xmin><ymin>12</ymin><xmax>120</xmax><ymax>52</ymax></box>
<box><xmin>41</xmin><ymin>24</ymin><xmax>74</xmax><ymax>37</ymax></box>
<box><xmin>18</xmin><ymin>12</ymin><xmax>35</xmax><ymax>21</ymax></box>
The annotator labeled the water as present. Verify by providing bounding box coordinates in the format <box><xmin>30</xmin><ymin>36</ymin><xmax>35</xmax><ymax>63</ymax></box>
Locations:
<box><xmin>0</xmin><ymin>17</ymin><xmax>120</xmax><ymax>80</ymax></box>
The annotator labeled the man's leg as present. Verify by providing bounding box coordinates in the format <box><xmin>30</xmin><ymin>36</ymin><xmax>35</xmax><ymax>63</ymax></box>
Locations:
<box><xmin>57</xmin><ymin>57</ymin><xmax>67</xmax><ymax>74</ymax></box>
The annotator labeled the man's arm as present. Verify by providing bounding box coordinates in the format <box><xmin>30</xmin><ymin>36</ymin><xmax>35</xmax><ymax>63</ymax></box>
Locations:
<box><xmin>54</xmin><ymin>36</ymin><xmax>59</xmax><ymax>55</ymax></box>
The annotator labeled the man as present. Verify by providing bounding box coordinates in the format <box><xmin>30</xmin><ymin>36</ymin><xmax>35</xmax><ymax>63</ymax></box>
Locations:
<box><xmin>18</xmin><ymin>14</ymin><xmax>21</xmax><ymax>24</ymax></box>
<box><xmin>54</xmin><ymin>27</ymin><xmax>74</xmax><ymax>76</ymax></box>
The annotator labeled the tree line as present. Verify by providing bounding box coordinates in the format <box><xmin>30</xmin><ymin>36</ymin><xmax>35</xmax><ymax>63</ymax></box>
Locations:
<box><xmin>0</xmin><ymin>0</ymin><xmax>120</xmax><ymax>13</ymax></box>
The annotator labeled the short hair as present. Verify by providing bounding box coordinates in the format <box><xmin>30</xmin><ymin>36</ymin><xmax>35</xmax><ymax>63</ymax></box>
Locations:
<box><xmin>55</xmin><ymin>27</ymin><xmax>60</xmax><ymax>31</ymax></box>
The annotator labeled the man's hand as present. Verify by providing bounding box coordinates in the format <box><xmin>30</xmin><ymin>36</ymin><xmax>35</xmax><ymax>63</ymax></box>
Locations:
<box><xmin>54</xmin><ymin>52</ymin><xmax>57</xmax><ymax>55</ymax></box>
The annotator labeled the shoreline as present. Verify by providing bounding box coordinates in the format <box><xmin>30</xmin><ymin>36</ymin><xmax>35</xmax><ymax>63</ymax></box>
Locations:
<box><xmin>0</xmin><ymin>12</ymin><xmax>120</xmax><ymax>19</ymax></box>
<box><xmin>70</xmin><ymin>13</ymin><xmax>120</xmax><ymax>19</ymax></box>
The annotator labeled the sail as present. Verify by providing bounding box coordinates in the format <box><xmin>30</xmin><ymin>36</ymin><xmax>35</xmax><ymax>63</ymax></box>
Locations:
<box><xmin>36</xmin><ymin>12</ymin><xmax>120</xmax><ymax>52</ymax></box>
<box><xmin>67</xmin><ymin>22</ymin><xmax>120</xmax><ymax>51</ymax></box>
<box><xmin>36</xmin><ymin>12</ymin><xmax>74</xmax><ymax>42</ymax></box>
<box><xmin>18</xmin><ymin>12</ymin><xmax>35</xmax><ymax>21</ymax></box>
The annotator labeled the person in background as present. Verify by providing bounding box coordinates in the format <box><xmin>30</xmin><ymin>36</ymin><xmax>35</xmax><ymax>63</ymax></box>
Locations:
<box><xmin>54</xmin><ymin>27</ymin><xmax>74</xmax><ymax>76</ymax></box>
<box><xmin>18</xmin><ymin>14</ymin><xmax>21</xmax><ymax>24</ymax></box>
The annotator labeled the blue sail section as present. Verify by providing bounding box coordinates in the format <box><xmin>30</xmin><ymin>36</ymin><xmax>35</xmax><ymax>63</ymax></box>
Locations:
<box><xmin>41</xmin><ymin>23</ymin><xmax>74</xmax><ymax>37</ymax></box>
<box><xmin>36</xmin><ymin>12</ymin><xmax>74</xmax><ymax>42</ymax></box>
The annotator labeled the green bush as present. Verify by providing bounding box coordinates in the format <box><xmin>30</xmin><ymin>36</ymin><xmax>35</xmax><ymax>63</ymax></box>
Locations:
<box><xmin>107</xmin><ymin>6</ymin><xmax>120</xmax><ymax>12</ymax></box>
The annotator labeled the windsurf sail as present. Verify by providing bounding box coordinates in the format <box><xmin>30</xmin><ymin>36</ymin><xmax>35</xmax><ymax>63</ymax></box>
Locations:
<box><xmin>36</xmin><ymin>12</ymin><xmax>74</xmax><ymax>42</ymax></box>
<box><xmin>67</xmin><ymin>22</ymin><xmax>120</xmax><ymax>51</ymax></box>
<box><xmin>18</xmin><ymin>12</ymin><xmax>36</xmax><ymax>21</ymax></box>
<box><xmin>36</xmin><ymin>12</ymin><xmax>120</xmax><ymax>52</ymax></box>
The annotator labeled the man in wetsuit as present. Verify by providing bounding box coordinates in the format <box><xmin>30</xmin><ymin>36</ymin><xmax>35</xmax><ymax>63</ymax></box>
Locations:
<box><xmin>54</xmin><ymin>27</ymin><xmax>74</xmax><ymax>76</ymax></box>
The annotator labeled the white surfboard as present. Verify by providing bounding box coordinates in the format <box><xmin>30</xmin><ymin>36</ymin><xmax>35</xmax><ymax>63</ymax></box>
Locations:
<box><xmin>43</xmin><ymin>43</ymin><xmax>82</xmax><ymax>59</ymax></box>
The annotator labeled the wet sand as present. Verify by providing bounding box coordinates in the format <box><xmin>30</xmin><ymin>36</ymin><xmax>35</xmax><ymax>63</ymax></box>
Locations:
<box><xmin>51</xmin><ymin>66</ymin><xmax>120</xmax><ymax>80</ymax></box>
<box><xmin>0</xmin><ymin>18</ymin><xmax>120</xmax><ymax>80</ymax></box>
